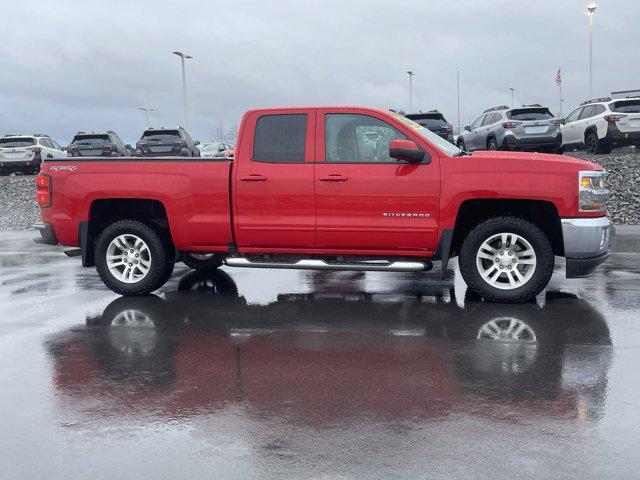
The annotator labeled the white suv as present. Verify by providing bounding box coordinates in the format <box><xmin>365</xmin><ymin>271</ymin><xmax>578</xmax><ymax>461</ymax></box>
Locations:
<box><xmin>0</xmin><ymin>134</ymin><xmax>66</xmax><ymax>174</ymax></box>
<box><xmin>561</xmin><ymin>96</ymin><xmax>640</xmax><ymax>154</ymax></box>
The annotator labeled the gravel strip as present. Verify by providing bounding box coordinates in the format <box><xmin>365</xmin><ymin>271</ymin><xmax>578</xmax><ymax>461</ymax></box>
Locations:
<box><xmin>0</xmin><ymin>175</ymin><xmax>39</xmax><ymax>230</ymax></box>
<box><xmin>0</xmin><ymin>151</ymin><xmax>638</xmax><ymax>230</ymax></box>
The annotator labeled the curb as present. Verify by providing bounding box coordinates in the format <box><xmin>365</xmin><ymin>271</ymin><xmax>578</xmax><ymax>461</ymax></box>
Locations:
<box><xmin>613</xmin><ymin>225</ymin><xmax>640</xmax><ymax>253</ymax></box>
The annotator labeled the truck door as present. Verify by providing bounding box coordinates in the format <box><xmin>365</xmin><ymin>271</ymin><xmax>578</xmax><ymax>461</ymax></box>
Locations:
<box><xmin>314</xmin><ymin>109</ymin><xmax>439</xmax><ymax>254</ymax></box>
<box><xmin>234</xmin><ymin>109</ymin><xmax>316</xmax><ymax>249</ymax></box>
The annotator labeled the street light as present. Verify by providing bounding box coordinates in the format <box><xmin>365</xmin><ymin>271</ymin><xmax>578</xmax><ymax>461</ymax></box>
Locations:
<box><xmin>406</xmin><ymin>71</ymin><xmax>414</xmax><ymax>112</ymax></box>
<box><xmin>509</xmin><ymin>87</ymin><xmax>515</xmax><ymax>108</ymax></box>
<box><xmin>172</xmin><ymin>51</ymin><xmax>193</xmax><ymax>130</ymax></box>
<box><xmin>137</xmin><ymin>107</ymin><xmax>156</xmax><ymax>128</ymax></box>
<box><xmin>587</xmin><ymin>4</ymin><xmax>597</xmax><ymax>98</ymax></box>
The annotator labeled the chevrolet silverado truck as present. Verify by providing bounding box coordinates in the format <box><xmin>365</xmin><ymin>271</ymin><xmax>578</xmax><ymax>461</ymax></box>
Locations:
<box><xmin>34</xmin><ymin>106</ymin><xmax>614</xmax><ymax>302</ymax></box>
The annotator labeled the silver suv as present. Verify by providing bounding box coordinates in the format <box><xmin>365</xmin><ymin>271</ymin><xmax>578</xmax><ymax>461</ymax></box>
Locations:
<box><xmin>457</xmin><ymin>104</ymin><xmax>562</xmax><ymax>152</ymax></box>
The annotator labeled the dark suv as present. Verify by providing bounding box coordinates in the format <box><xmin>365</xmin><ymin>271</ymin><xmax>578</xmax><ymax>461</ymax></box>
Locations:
<box><xmin>67</xmin><ymin>131</ymin><xmax>131</xmax><ymax>157</ymax></box>
<box><xmin>136</xmin><ymin>127</ymin><xmax>200</xmax><ymax>157</ymax></box>
<box><xmin>405</xmin><ymin>110</ymin><xmax>454</xmax><ymax>143</ymax></box>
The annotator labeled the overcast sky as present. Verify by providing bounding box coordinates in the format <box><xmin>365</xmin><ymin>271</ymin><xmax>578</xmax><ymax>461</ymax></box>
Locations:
<box><xmin>1</xmin><ymin>0</ymin><xmax>638</xmax><ymax>145</ymax></box>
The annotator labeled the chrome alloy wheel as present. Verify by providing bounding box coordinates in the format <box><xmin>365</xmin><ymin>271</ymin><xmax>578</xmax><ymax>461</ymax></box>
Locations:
<box><xmin>475</xmin><ymin>232</ymin><xmax>537</xmax><ymax>290</ymax></box>
<box><xmin>477</xmin><ymin>317</ymin><xmax>537</xmax><ymax>342</ymax></box>
<box><xmin>106</xmin><ymin>234</ymin><xmax>152</xmax><ymax>283</ymax></box>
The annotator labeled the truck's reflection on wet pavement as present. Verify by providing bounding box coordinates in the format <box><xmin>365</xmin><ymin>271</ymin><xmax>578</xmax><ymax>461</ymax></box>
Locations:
<box><xmin>2</xmin><ymin>232</ymin><xmax>640</xmax><ymax>479</ymax></box>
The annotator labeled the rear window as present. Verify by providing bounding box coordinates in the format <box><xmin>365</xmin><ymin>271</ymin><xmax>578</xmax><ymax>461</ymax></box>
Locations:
<box><xmin>0</xmin><ymin>137</ymin><xmax>35</xmax><ymax>148</ymax></box>
<box><xmin>507</xmin><ymin>108</ymin><xmax>554</xmax><ymax>120</ymax></box>
<box><xmin>406</xmin><ymin>114</ymin><xmax>447</xmax><ymax>129</ymax></box>
<box><xmin>71</xmin><ymin>135</ymin><xmax>111</xmax><ymax>147</ymax></box>
<box><xmin>141</xmin><ymin>130</ymin><xmax>181</xmax><ymax>142</ymax></box>
<box><xmin>611</xmin><ymin>100</ymin><xmax>640</xmax><ymax>113</ymax></box>
<box><xmin>252</xmin><ymin>114</ymin><xmax>307</xmax><ymax>163</ymax></box>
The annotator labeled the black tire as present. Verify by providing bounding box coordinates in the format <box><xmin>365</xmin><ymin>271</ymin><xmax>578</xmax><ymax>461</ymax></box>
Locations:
<box><xmin>486</xmin><ymin>137</ymin><xmax>498</xmax><ymax>150</ymax></box>
<box><xmin>458</xmin><ymin>216</ymin><xmax>554</xmax><ymax>303</ymax></box>
<box><xmin>585</xmin><ymin>132</ymin><xmax>611</xmax><ymax>154</ymax></box>
<box><xmin>457</xmin><ymin>139</ymin><xmax>467</xmax><ymax>151</ymax></box>
<box><xmin>95</xmin><ymin>220</ymin><xmax>174</xmax><ymax>296</ymax></box>
<box><xmin>182</xmin><ymin>253</ymin><xmax>223</xmax><ymax>270</ymax></box>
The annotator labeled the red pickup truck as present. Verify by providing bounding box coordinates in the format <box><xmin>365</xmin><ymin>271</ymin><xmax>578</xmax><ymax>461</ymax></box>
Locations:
<box><xmin>35</xmin><ymin>106</ymin><xmax>614</xmax><ymax>302</ymax></box>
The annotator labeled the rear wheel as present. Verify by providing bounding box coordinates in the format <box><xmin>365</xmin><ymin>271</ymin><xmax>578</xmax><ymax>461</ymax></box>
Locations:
<box><xmin>458</xmin><ymin>216</ymin><xmax>554</xmax><ymax>303</ymax></box>
<box><xmin>183</xmin><ymin>253</ymin><xmax>223</xmax><ymax>270</ymax></box>
<box><xmin>95</xmin><ymin>220</ymin><xmax>174</xmax><ymax>296</ymax></box>
<box><xmin>457</xmin><ymin>139</ymin><xmax>467</xmax><ymax>151</ymax></box>
<box><xmin>585</xmin><ymin>132</ymin><xmax>611</xmax><ymax>154</ymax></box>
<box><xmin>486</xmin><ymin>137</ymin><xmax>498</xmax><ymax>150</ymax></box>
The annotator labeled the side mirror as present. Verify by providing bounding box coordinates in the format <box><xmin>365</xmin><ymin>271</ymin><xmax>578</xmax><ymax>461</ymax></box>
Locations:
<box><xmin>464</xmin><ymin>125</ymin><xmax>471</xmax><ymax>131</ymax></box>
<box><xmin>560</xmin><ymin>119</ymin><xmax>566</xmax><ymax>125</ymax></box>
<box><xmin>389</xmin><ymin>139</ymin><xmax>425</xmax><ymax>163</ymax></box>
<box><xmin>195</xmin><ymin>140</ymin><xmax>201</xmax><ymax>146</ymax></box>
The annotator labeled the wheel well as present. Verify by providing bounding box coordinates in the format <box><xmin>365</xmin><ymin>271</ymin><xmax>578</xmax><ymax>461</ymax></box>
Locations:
<box><xmin>85</xmin><ymin>199</ymin><xmax>172</xmax><ymax>266</ymax></box>
<box><xmin>584</xmin><ymin>126</ymin><xmax>597</xmax><ymax>141</ymax></box>
<box><xmin>450</xmin><ymin>199</ymin><xmax>564</xmax><ymax>257</ymax></box>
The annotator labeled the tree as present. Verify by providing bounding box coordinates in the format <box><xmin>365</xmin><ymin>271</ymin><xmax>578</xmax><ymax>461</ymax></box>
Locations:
<box><xmin>211</xmin><ymin>122</ymin><xmax>238</xmax><ymax>146</ymax></box>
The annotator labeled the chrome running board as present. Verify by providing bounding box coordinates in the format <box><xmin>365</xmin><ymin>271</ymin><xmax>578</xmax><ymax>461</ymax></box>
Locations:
<box><xmin>224</xmin><ymin>257</ymin><xmax>431</xmax><ymax>272</ymax></box>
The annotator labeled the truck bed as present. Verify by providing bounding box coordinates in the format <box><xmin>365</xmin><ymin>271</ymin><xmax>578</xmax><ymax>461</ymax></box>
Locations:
<box><xmin>40</xmin><ymin>157</ymin><xmax>234</xmax><ymax>251</ymax></box>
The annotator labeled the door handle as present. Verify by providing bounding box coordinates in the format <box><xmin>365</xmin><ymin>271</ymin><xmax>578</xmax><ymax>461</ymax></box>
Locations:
<box><xmin>241</xmin><ymin>174</ymin><xmax>267</xmax><ymax>182</ymax></box>
<box><xmin>319</xmin><ymin>174</ymin><xmax>348</xmax><ymax>182</ymax></box>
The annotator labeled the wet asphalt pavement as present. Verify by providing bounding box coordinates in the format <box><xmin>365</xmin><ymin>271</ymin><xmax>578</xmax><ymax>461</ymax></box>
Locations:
<box><xmin>1</xmin><ymin>231</ymin><xmax>639</xmax><ymax>479</ymax></box>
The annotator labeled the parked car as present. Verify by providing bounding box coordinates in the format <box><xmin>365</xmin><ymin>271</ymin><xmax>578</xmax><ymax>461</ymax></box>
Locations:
<box><xmin>405</xmin><ymin>110</ymin><xmax>454</xmax><ymax>143</ymax></box>
<box><xmin>200</xmin><ymin>142</ymin><xmax>233</xmax><ymax>158</ymax></box>
<box><xmin>136</xmin><ymin>127</ymin><xmax>200</xmax><ymax>157</ymax></box>
<box><xmin>457</xmin><ymin>104</ymin><xmax>562</xmax><ymax>152</ymax></box>
<box><xmin>67</xmin><ymin>131</ymin><xmax>131</xmax><ymax>157</ymax></box>
<box><xmin>0</xmin><ymin>134</ymin><xmax>65</xmax><ymax>174</ymax></box>
<box><xmin>36</xmin><ymin>106</ymin><xmax>613</xmax><ymax>303</ymax></box>
<box><xmin>561</xmin><ymin>96</ymin><xmax>640</xmax><ymax>154</ymax></box>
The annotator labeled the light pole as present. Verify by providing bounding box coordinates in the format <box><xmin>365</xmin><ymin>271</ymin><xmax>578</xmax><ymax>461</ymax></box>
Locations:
<box><xmin>172</xmin><ymin>51</ymin><xmax>193</xmax><ymax>130</ymax></box>
<box><xmin>509</xmin><ymin>87</ymin><xmax>515</xmax><ymax>108</ymax></box>
<box><xmin>457</xmin><ymin>70</ymin><xmax>461</xmax><ymax>131</ymax></box>
<box><xmin>137</xmin><ymin>107</ymin><xmax>156</xmax><ymax>128</ymax></box>
<box><xmin>587</xmin><ymin>4</ymin><xmax>597</xmax><ymax>98</ymax></box>
<box><xmin>406</xmin><ymin>71</ymin><xmax>414</xmax><ymax>112</ymax></box>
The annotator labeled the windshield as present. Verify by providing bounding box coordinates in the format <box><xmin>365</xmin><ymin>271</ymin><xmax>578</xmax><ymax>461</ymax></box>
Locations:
<box><xmin>393</xmin><ymin>114</ymin><xmax>461</xmax><ymax>156</ymax></box>
<box><xmin>0</xmin><ymin>137</ymin><xmax>35</xmax><ymax>148</ymax></box>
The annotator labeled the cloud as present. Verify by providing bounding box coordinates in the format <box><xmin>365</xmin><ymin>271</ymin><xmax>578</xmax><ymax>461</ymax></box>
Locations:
<box><xmin>1</xmin><ymin>0</ymin><xmax>638</xmax><ymax>144</ymax></box>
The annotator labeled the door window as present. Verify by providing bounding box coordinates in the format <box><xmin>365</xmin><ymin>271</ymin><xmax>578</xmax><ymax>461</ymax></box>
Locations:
<box><xmin>325</xmin><ymin>114</ymin><xmax>407</xmax><ymax>164</ymax></box>
<box><xmin>564</xmin><ymin>108</ymin><xmax>583</xmax><ymax>123</ymax></box>
<box><xmin>579</xmin><ymin>105</ymin><xmax>595</xmax><ymax>119</ymax></box>
<box><xmin>252</xmin><ymin>114</ymin><xmax>307</xmax><ymax>163</ymax></box>
<box><xmin>471</xmin><ymin>115</ymin><xmax>485</xmax><ymax>129</ymax></box>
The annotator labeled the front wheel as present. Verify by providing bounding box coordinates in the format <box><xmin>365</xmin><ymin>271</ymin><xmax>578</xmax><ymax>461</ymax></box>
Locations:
<box><xmin>458</xmin><ymin>216</ymin><xmax>554</xmax><ymax>303</ymax></box>
<box><xmin>486</xmin><ymin>137</ymin><xmax>498</xmax><ymax>150</ymax></box>
<box><xmin>95</xmin><ymin>220</ymin><xmax>174</xmax><ymax>296</ymax></box>
<box><xmin>183</xmin><ymin>253</ymin><xmax>223</xmax><ymax>270</ymax></box>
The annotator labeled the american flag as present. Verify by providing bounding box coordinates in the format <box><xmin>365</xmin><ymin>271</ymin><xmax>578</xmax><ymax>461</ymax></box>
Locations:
<box><xmin>555</xmin><ymin>68</ymin><xmax>562</xmax><ymax>86</ymax></box>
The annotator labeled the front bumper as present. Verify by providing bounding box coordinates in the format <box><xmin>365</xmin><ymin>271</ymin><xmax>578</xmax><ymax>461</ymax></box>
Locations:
<box><xmin>501</xmin><ymin>133</ymin><xmax>562</xmax><ymax>150</ymax></box>
<box><xmin>562</xmin><ymin>217</ymin><xmax>615</xmax><ymax>278</ymax></box>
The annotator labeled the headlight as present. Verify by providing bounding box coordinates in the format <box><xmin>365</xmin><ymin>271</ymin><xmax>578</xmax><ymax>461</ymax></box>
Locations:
<box><xmin>579</xmin><ymin>170</ymin><xmax>609</xmax><ymax>212</ymax></box>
